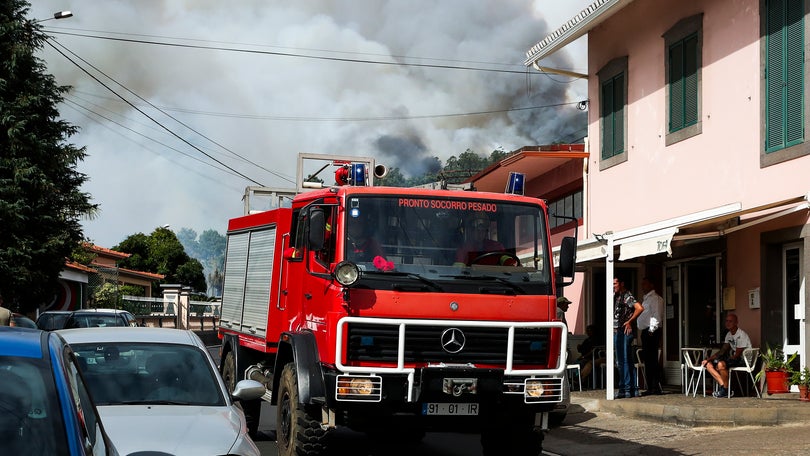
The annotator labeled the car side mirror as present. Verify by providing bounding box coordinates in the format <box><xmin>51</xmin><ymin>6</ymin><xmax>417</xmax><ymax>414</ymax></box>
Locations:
<box><xmin>557</xmin><ymin>236</ymin><xmax>577</xmax><ymax>287</ymax></box>
<box><xmin>231</xmin><ymin>379</ymin><xmax>266</xmax><ymax>401</ymax></box>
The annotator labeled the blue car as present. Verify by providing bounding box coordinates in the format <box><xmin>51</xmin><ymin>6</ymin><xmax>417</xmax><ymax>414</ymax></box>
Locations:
<box><xmin>0</xmin><ymin>327</ymin><xmax>119</xmax><ymax>455</ymax></box>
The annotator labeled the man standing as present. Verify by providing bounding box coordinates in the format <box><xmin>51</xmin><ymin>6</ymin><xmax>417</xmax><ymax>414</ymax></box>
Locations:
<box><xmin>556</xmin><ymin>296</ymin><xmax>571</xmax><ymax>327</ymax></box>
<box><xmin>638</xmin><ymin>278</ymin><xmax>664</xmax><ymax>395</ymax></box>
<box><xmin>613</xmin><ymin>277</ymin><xmax>643</xmax><ymax>398</ymax></box>
<box><xmin>702</xmin><ymin>313</ymin><xmax>750</xmax><ymax>398</ymax></box>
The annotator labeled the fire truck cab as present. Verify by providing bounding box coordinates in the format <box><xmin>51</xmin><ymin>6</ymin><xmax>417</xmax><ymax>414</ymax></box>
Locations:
<box><xmin>218</xmin><ymin>156</ymin><xmax>577</xmax><ymax>456</ymax></box>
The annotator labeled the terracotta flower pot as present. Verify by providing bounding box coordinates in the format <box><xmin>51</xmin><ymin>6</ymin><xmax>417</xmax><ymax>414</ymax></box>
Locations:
<box><xmin>799</xmin><ymin>385</ymin><xmax>810</xmax><ymax>402</ymax></box>
<box><xmin>766</xmin><ymin>370</ymin><xmax>790</xmax><ymax>394</ymax></box>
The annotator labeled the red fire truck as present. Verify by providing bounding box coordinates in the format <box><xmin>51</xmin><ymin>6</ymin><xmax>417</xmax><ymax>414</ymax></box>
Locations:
<box><xmin>218</xmin><ymin>156</ymin><xmax>577</xmax><ymax>456</ymax></box>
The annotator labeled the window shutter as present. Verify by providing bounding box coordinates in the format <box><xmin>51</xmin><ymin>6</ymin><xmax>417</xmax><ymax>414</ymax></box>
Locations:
<box><xmin>669</xmin><ymin>41</ymin><xmax>685</xmax><ymax>132</ymax></box>
<box><xmin>601</xmin><ymin>80</ymin><xmax>615</xmax><ymax>159</ymax></box>
<box><xmin>614</xmin><ymin>73</ymin><xmax>625</xmax><ymax>154</ymax></box>
<box><xmin>765</xmin><ymin>0</ymin><xmax>804</xmax><ymax>152</ymax></box>
<box><xmin>785</xmin><ymin>1</ymin><xmax>804</xmax><ymax>147</ymax></box>
<box><xmin>683</xmin><ymin>35</ymin><xmax>699</xmax><ymax>127</ymax></box>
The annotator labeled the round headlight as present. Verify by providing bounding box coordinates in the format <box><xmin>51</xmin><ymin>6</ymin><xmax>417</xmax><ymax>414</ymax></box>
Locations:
<box><xmin>350</xmin><ymin>378</ymin><xmax>374</xmax><ymax>395</ymax></box>
<box><xmin>525</xmin><ymin>381</ymin><xmax>545</xmax><ymax>398</ymax></box>
<box><xmin>334</xmin><ymin>261</ymin><xmax>360</xmax><ymax>286</ymax></box>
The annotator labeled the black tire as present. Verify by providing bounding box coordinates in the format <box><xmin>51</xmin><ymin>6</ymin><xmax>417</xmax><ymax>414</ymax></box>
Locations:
<box><xmin>276</xmin><ymin>363</ymin><xmax>328</xmax><ymax>456</ymax></box>
<box><xmin>224</xmin><ymin>350</ymin><xmax>261</xmax><ymax>438</ymax></box>
<box><xmin>222</xmin><ymin>351</ymin><xmax>237</xmax><ymax>392</ymax></box>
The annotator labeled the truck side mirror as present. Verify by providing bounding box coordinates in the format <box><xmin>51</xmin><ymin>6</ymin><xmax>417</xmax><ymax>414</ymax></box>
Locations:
<box><xmin>308</xmin><ymin>207</ymin><xmax>325</xmax><ymax>251</ymax></box>
<box><xmin>557</xmin><ymin>236</ymin><xmax>576</xmax><ymax>286</ymax></box>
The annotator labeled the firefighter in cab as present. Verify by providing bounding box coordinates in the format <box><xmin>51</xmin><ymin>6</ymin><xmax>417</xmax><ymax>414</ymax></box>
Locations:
<box><xmin>454</xmin><ymin>211</ymin><xmax>518</xmax><ymax>267</ymax></box>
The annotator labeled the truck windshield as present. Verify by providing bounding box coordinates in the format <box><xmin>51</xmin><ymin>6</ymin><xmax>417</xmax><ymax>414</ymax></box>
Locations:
<box><xmin>343</xmin><ymin>195</ymin><xmax>552</xmax><ymax>294</ymax></box>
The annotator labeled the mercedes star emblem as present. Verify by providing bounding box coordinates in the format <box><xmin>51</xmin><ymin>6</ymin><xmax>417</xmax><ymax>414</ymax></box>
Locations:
<box><xmin>441</xmin><ymin>328</ymin><xmax>466</xmax><ymax>354</ymax></box>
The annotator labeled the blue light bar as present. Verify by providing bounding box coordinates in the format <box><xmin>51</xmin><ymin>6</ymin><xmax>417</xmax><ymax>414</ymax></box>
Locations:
<box><xmin>351</xmin><ymin>163</ymin><xmax>367</xmax><ymax>186</ymax></box>
<box><xmin>505</xmin><ymin>172</ymin><xmax>525</xmax><ymax>195</ymax></box>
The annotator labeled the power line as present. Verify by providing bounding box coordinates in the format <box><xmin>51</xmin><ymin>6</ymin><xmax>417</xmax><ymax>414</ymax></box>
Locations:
<box><xmin>70</xmin><ymin>88</ymin><xmax>580</xmax><ymax>122</ymax></box>
<box><xmin>50</xmin><ymin>40</ymin><xmax>295</xmax><ymax>185</ymax></box>
<box><xmin>67</xmin><ymin>91</ymin><xmax>290</xmax><ymax>180</ymax></box>
<box><xmin>63</xmin><ymin>97</ymin><xmax>249</xmax><ymax>186</ymax></box>
<box><xmin>46</xmin><ymin>25</ymin><xmax>545</xmax><ymax>71</ymax></box>
<box><xmin>46</xmin><ymin>38</ymin><xmax>270</xmax><ymax>186</ymax></box>
<box><xmin>49</xmin><ymin>30</ymin><xmax>582</xmax><ymax>77</ymax></box>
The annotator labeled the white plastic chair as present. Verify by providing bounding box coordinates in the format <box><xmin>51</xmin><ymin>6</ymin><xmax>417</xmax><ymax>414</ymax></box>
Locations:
<box><xmin>683</xmin><ymin>350</ymin><xmax>707</xmax><ymax>397</ymax></box>
<box><xmin>728</xmin><ymin>347</ymin><xmax>761</xmax><ymax>398</ymax></box>
<box><xmin>636</xmin><ymin>348</ymin><xmax>663</xmax><ymax>391</ymax></box>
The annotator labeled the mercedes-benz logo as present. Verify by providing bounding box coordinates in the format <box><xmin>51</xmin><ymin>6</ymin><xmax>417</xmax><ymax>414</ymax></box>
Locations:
<box><xmin>440</xmin><ymin>328</ymin><xmax>466</xmax><ymax>354</ymax></box>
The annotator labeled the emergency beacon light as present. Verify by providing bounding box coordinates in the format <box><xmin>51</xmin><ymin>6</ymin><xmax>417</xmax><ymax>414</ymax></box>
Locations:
<box><xmin>505</xmin><ymin>172</ymin><xmax>525</xmax><ymax>195</ymax></box>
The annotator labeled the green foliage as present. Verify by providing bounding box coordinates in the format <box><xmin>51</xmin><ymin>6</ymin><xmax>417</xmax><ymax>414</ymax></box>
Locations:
<box><xmin>114</xmin><ymin>227</ymin><xmax>207</xmax><ymax>294</ymax></box>
<box><xmin>69</xmin><ymin>241</ymin><xmax>97</xmax><ymax>266</ymax></box>
<box><xmin>789</xmin><ymin>366</ymin><xmax>810</xmax><ymax>388</ymax></box>
<box><xmin>377</xmin><ymin>149</ymin><xmax>505</xmax><ymax>188</ymax></box>
<box><xmin>0</xmin><ymin>0</ymin><xmax>97</xmax><ymax>313</ymax></box>
<box><xmin>176</xmin><ymin>228</ymin><xmax>226</xmax><ymax>295</ymax></box>
<box><xmin>92</xmin><ymin>282</ymin><xmax>120</xmax><ymax>309</ymax></box>
<box><xmin>756</xmin><ymin>343</ymin><xmax>799</xmax><ymax>381</ymax></box>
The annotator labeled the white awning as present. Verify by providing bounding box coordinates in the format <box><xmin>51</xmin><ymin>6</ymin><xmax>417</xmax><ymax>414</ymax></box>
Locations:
<box><xmin>618</xmin><ymin>227</ymin><xmax>677</xmax><ymax>261</ymax></box>
<box><xmin>59</xmin><ymin>269</ymin><xmax>89</xmax><ymax>284</ymax></box>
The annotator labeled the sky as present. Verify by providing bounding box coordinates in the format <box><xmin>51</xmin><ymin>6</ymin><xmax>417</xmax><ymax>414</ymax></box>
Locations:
<box><xmin>29</xmin><ymin>0</ymin><xmax>592</xmax><ymax>248</ymax></box>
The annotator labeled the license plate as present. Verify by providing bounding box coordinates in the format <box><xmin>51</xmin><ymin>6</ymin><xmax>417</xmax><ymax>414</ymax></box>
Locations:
<box><xmin>422</xmin><ymin>403</ymin><xmax>479</xmax><ymax>416</ymax></box>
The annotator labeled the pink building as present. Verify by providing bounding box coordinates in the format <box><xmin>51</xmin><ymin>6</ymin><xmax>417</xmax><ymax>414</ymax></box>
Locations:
<box><xmin>522</xmin><ymin>0</ymin><xmax>810</xmax><ymax>392</ymax></box>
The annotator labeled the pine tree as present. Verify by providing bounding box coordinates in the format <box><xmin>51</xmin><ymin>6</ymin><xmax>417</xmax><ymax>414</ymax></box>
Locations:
<box><xmin>0</xmin><ymin>1</ymin><xmax>97</xmax><ymax>313</ymax></box>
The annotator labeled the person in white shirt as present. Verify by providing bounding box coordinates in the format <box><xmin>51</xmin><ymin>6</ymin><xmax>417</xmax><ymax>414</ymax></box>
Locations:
<box><xmin>702</xmin><ymin>312</ymin><xmax>751</xmax><ymax>398</ymax></box>
<box><xmin>638</xmin><ymin>277</ymin><xmax>664</xmax><ymax>395</ymax></box>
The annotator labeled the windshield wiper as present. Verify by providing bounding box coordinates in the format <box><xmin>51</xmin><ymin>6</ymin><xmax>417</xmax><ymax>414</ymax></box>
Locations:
<box><xmin>441</xmin><ymin>275</ymin><xmax>526</xmax><ymax>294</ymax></box>
<box><xmin>363</xmin><ymin>271</ymin><xmax>444</xmax><ymax>291</ymax></box>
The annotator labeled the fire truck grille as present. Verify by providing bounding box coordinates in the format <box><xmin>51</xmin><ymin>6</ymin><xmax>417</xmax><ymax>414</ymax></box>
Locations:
<box><xmin>345</xmin><ymin>323</ymin><xmax>551</xmax><ymax>365</ymax></box>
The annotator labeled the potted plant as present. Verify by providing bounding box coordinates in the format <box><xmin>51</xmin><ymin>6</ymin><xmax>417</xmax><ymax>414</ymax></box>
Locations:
<box><xmin>790</xmin><ymin>366</ymin><xmax>810</xmax><ymax>401</ymax></box>
<box><xmin>756</xmin><ymin>343</ymin><xmax>797</xmax><ymax>394</ymax></box>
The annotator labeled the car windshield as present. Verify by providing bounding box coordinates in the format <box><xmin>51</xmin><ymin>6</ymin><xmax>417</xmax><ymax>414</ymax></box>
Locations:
<box><xmin>339</xmin><ymin>195</ymin><xmax>552</xmax><ymax>294</ymax></box>
<box><xmin>66</xmin><ymin>314</ymin><xmax>123</xmax><ymax>328</ymax></box>
<box><xmin>0</xmin><ymin>356</ymin><xmax>70</xmax><ymax>456</ymax></box>
<box><xmin>38</xmin><ymin>313</ymin><xmax>70</xmax><ymax>330</ymax></box>
<box><xmin>71</xmin><ymin>343</ymin><xmax>226</xmax><ymax>406</ymax></box>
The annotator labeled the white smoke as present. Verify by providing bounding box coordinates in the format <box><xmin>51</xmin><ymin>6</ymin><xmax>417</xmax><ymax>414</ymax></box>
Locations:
<box><xmin>29</xmin><ymin>0</ymin><xmax>589</xmax><ymax>247</ymax></box>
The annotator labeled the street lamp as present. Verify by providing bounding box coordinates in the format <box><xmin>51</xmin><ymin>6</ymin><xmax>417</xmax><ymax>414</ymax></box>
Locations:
<box><xmin>36</xmin><ymin>10</ymin><xmax>73</xmax><ymax>23</ymax></box>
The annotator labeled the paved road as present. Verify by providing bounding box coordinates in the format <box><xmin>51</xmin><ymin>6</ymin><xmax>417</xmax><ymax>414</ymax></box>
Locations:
<box><xmin>253</xmin><ymin>401</ymin><xmax>810</xmax><ymax>456</ymax></box>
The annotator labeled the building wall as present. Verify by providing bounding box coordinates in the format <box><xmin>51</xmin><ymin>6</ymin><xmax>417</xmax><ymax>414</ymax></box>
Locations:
<box><xmin>586</xmin><ymin>0</ymin><xmax>810</xmax><ymax>236</ymax></box>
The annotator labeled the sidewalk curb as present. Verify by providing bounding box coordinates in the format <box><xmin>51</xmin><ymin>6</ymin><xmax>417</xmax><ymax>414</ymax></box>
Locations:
<box><xmin>571</xmin><ymin>391</ymin><xmax>810</xmax><ymax>427</ymax></box>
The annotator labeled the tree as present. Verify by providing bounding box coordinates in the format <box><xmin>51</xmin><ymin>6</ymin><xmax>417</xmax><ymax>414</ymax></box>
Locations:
<box><xmin>114</xmin><ymin>227</ymin><xmax>207</xmax><ymax>294</ymax></box>
<box><xmin>0</xmin><ymin>1</ymin><xmax>97</xmax><ymax>313</ymax></box>
<box><xmin>176</xmin><ymin>228</ymin><xmax>226</xmax><ymax>295</ymax></box>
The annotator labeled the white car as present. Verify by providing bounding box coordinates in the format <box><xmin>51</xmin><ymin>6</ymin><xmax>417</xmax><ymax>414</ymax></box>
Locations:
<box><xmin>59</xmin><ymin>327</ymin><xmax>265</xmax><ymax>456</ymax></box>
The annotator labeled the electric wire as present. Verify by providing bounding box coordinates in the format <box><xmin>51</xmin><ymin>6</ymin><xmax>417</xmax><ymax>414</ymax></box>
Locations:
<box><xmin>49</xmin><ymin>40</ymin><xmax>295</xmax><ymax>185</ymax></box>
<box><xmin>49</xmin><ymin>30</ymin><xmax>583</xmax><ymax>77</ymax></box>
<box><xmin>45</xmin><ymin>38</ymin><xmax>268</xmax><ymax>187</ymax></box>
<box><xmin>63</xmin><ymin>97</ymin><xmax>249</xmax><ymax>186</ymax></box>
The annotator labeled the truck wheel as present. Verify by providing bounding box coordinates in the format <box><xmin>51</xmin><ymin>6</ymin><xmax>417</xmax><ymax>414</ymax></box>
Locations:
<box><xmin>224</xmin><ymin>350</ymin><xmax>261</xmax><ymax>438</ymax></box>
<box><xmin>276</xmin><ymin>363</ymin><xmax>327</xmax><ymax>456</ymax></box>
<box><xmin>222</xmin><ymin>351</ymin><xmax>237</xmax><ymax>392</ymax></box>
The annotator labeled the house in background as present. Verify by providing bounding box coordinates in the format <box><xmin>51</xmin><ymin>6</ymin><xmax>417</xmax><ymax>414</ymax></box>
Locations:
<box><xmin>50</xmin><ymin>244</ymin><xmax>165</xmax><ymax>312</ymax></box>
<box><xmin>84</xmin><ymin>244</ymin><xmax>165</xmax><ymax>298</ymax></box>
<box><xmin>522</xmin><ymin>0</ymin><xmax>810</xmax><ymax>393</ymax></box>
